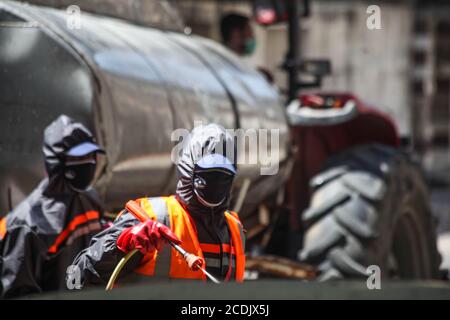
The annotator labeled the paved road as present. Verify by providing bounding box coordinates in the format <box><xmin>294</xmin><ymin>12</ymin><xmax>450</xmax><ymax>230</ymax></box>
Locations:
<box><xmin>27</xmin><ymin>280</ymin><xmax>450</xmax><ymax>300</ymax></box>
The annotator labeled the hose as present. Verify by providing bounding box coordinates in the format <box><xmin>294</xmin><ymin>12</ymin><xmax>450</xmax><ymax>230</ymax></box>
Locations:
<box><xmin>105</xmin><ymin>249</ymin><xmax>138</xmax><ymax>291</ymax></box>
<box><xmin>105</xmin><ymin>200</ymin><xmax>152</xmax><ymax>291</ymax></box>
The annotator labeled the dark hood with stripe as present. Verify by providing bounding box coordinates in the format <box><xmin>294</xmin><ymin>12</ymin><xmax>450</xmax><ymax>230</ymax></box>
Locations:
<box><xmin>175</xmin><ymin>123</ymin><xmax>237</xmax><ymax>215</ymax></box>
<box><xmin>0</xmin><ymin>115</ymin><xmax>104</xmax><ymax>298</ymax></box>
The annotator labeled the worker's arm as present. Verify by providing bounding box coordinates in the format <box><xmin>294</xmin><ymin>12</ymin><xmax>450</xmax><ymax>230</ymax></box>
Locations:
<box><xmin>0</xmin><ymin>225</ymin><xmax>47</xmax><ymax>298</ymax></box>
<box><xmin>71</xmin><ymin>211</ymin><xmax>143</xmax><ymax>287</ymax></box>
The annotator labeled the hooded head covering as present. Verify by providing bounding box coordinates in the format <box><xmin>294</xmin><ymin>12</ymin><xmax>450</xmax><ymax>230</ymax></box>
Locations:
<box><xmin>43</xmin><ymin>115</ymin><xmax>103</xmax><ymax>195</ymax></box>
<box><xmin>176</xmin><ymin>124</ymin><xmax>237</xmax><ymax>214</ymax></box>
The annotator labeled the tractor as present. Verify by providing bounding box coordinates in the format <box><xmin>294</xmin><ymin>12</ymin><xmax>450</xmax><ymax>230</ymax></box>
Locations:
<box><xmin>247</xmin><ymin>0</ymin><xmax>441</xmax><ymax>280</ymax></box>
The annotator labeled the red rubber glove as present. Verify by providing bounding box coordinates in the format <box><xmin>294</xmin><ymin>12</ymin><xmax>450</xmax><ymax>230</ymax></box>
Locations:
<box><xmin>117</xmin><ymin>219</ymin><xmax>181</xmax><ymax>254</ymax></box>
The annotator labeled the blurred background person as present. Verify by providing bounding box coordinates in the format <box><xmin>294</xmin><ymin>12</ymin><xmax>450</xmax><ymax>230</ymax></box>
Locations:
<box><xmin>0</xmin><ymin>115</ymin><xmax>105</xmax><ymax>298</ymax></box>
<box><xmin>220</xmin><ymin>12</ymin><xmax>274</xmax><ymax>83</ymax></box>
<box><xmin>220</xmin><ymin>12</ymin><xmax>256</xmax><ymax>57</ymax></box>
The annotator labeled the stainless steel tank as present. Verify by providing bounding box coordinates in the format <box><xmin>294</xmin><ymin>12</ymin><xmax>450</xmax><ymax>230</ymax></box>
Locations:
<box><xmin>0</xmin><ymin>1</ymin><xmax>290</xmax><ymax>220</ymax></box>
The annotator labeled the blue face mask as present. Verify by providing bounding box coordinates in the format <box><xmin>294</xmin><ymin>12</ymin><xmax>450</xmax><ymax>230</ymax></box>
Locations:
<box><xmin>244</xmin><ymin>38</ymin><xmax>257</xmax><ymax>55</ymax></box>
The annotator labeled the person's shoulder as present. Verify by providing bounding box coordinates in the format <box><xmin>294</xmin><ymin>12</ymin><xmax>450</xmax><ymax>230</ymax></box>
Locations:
<box><xmin>140</xmin><ymin>195</ymin><xmax>170</xmax><ymax>202</ymax></box>
<box><xmin>226</xmin><ymin>210</ymin><xmax>240</xmax><ymax>219</ymax></box>
<box><xmin>6</xmin><ymin>185</ymin><xmax>44</xmax><ymax>229</ymax></box>
<box><xmin>225</xmin><ymin>210</ymin><xmax>243</xmax><ymax>226</ymax></box>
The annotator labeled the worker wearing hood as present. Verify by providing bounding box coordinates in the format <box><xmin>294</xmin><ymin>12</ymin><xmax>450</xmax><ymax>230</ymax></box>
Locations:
<box><xmin>0</xmin><ymin>115</ymin><xmax>105</xmax><ymax>298</ymax></box>
<box><xmin>72</xmin><ymin>123</ymin><xmax>245</xmax><ymax>286</ymax></box>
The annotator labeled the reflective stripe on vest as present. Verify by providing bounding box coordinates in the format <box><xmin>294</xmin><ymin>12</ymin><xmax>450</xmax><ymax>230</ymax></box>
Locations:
<box><xmin>130</xmin><ymin>195</ymin><xmax>245</xmax><ymax>281</ymax></box>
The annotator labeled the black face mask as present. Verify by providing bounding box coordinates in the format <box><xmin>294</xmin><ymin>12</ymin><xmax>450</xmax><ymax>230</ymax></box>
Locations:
<box><xmin>193</xmin><ymin>169</ymin><xmax>234</xmax><ymax>208</ymax></box>
<box><xmin>64</xmin><ymin>162</ymin><xmax>97</xmax><ymax>192</ymax></box>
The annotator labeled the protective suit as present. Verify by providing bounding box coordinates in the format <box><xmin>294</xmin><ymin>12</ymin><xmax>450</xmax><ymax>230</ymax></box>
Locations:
<box><xmin>72</xmin><ymin>124</ymin><xmax>245</xmax><ymax>286</ymax></box>
<box><xmin>0</xmin><ymin>115</ymin><xmax>104</xmax><ymax>298</ymax></box>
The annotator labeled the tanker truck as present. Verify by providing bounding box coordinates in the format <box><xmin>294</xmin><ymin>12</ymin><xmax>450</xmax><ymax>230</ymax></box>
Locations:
<box><xmin>0</xmin><ymin>0</ymin><xmax>441</xmax><ymax>282</ymax></box>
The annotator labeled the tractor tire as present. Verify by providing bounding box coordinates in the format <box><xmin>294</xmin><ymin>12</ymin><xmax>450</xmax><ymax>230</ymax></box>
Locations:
<box><xmin>298</xmin><ymin>144</ymin><xmax>441</xmax><ymax>280</ymax></box>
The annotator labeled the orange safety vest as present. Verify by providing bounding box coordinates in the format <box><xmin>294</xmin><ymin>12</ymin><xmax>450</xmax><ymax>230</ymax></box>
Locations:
<box><xmin>126</xmin><ymin>195</ymin><xmax>246</xmax><ymax>282</ymax></box>
<box><xmin>0</xmin><ymin>216</ymin><xmax>6</xmax><ymax>240</ymax></box>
